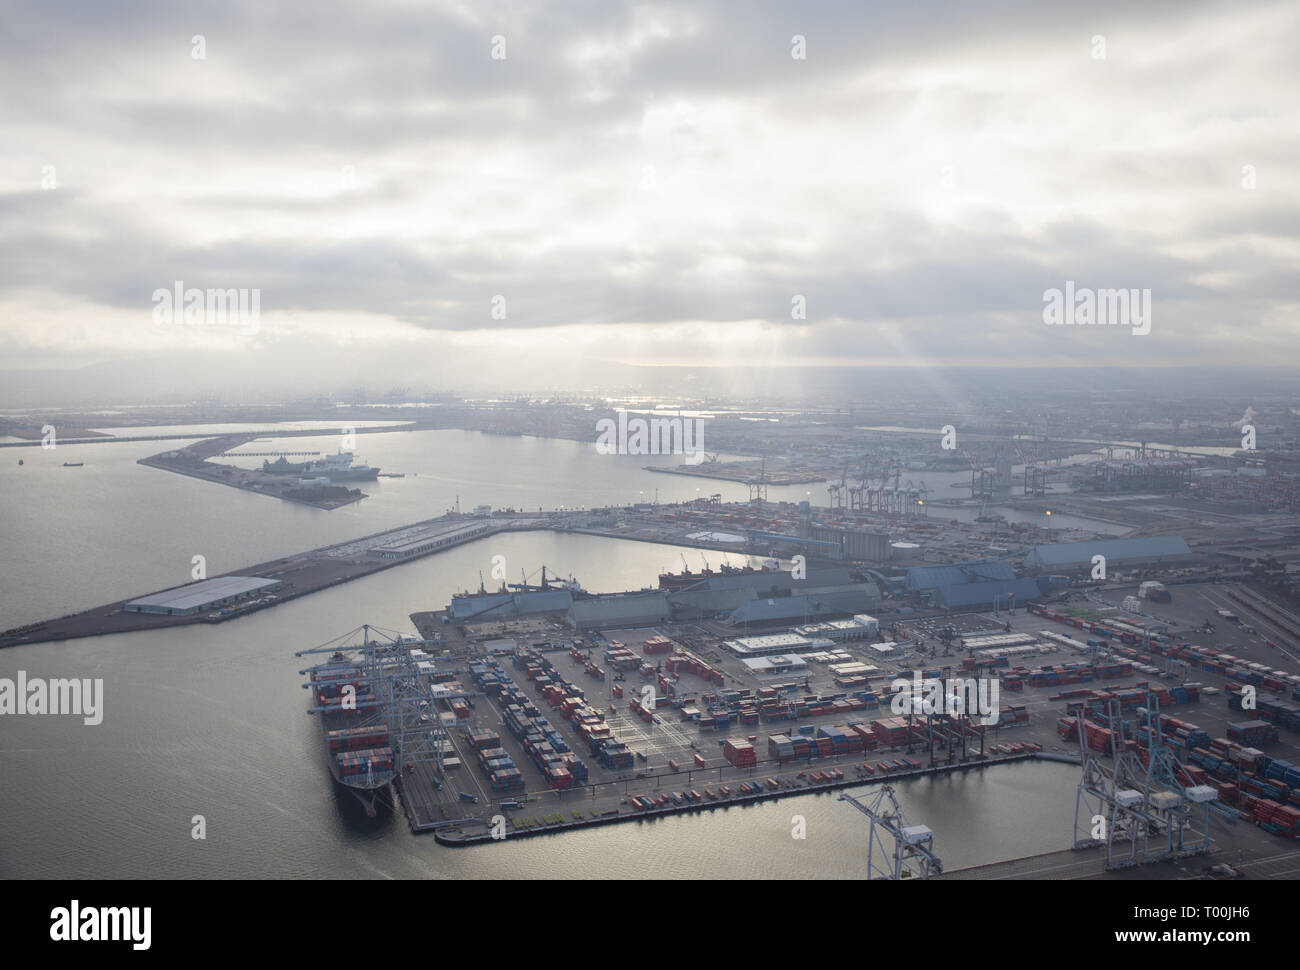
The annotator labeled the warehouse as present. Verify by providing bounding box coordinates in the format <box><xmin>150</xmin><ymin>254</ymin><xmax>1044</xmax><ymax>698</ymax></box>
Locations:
<box><xmin>935</xmin><ymin>577</ymin><xmax>1044</xmax><ymax>610</ymax></box>
<box><xmin>124</xmin><ymin>576</ymin><xmax>281</xmax><ymax>615</ymax></box>
<box><xmin>793</xmin><ymin>618</ymin><xmax>875</xmax><ymax>641</ymax></box>
<box><xmin>1024</xmin><ymin>536</ymin><xmax>1193</xmax><ymax>574</ymax></box>
<box><xmin>724</xmin><ymin>586</ymin><xmax>879</xmax><ymax>627</ymax></box>
<box><xmin>722</xmin><ymin>633</ymin><xmax>814</xmax><ymax>657</ymax></box>
<box><xmin>740</xmin><ymin>654</ymin><xmax>810</xmax><ymax>677</ymax></box>
<box><xmin>905</xmin><ymin>561</ymin><xmax>1016</xmax><ymax>592</ymax></box>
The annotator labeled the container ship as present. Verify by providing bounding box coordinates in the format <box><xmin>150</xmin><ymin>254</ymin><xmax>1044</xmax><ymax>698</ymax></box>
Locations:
<box><xmin>307</xmin><ymin>652</ymin><xmax>394</xmax><ymax>817</ymax></box>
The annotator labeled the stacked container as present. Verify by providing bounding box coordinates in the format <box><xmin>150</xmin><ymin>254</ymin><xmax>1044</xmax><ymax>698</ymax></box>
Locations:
<box><xmin>723</xmin><ymin>739</ymin><xmax>757</xmax><ymax>768</ymax></box>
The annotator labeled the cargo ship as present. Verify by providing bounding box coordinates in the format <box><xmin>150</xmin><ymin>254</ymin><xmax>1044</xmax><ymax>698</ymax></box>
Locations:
<box><xmin>660</xmin><ymin>556</ymin><xmax>779</xmax><ymax>589</ymax></box>
<box><xmin>262</xmin><ymin>456</ymin><xmax>309</xmax><ymax>474</ymax></box>
<box><xmin>264</xmin><ymin>451</ymin><xmax>380</xmax><ymax>481</ymax></box>
<box><xmin>306</xmin><ymin>451</ymin><xmax>380</xmax><ymax>481</ymax></box>
<box><xmin>306</xmin><ymin>650</ymin><xmax>394</xmax><ymax>817</ymax></box>
<box><xmin>658</xmin><ymin>567</ymin><xmax>715</xmax><ymax>590</ymax></box>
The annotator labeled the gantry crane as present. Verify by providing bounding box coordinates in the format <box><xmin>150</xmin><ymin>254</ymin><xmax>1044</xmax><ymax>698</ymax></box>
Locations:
<box><xmin>840</xmin><ymin>787</ymin><xmax>942</xmax><ymax>879</ymax></box>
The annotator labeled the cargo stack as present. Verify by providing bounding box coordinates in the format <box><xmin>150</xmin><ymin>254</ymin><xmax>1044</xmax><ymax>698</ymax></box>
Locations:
<box><xmin>1228</xmin><ymin>720</ymin><xmax>1280</xmax><ymax>746</ymax></box>
<box><xmin>782</xmin><ymin>731</ymin><xmax>814</xmax><ymax>758</ymax></box>
<box><xmin>997</xmin><ymin>706</ymin><xmax>1029</xmax><ymax>729</ymax></box>
<box><xmin>723</xmin><ymin>739</ymin><xmax>757</xmax><ymax>768</ymax></box>
<box><xmin>326</xmin><ymin>725</ymin><xmax>390</xmax><ymax>754</ymax></box>
<box><xmin>596</xmin><ymin>739</ymin><xmax>634</xmax><ymax>770</ymax></box>
<box><xmin>1252</xmin><ymin>799</ymin><xmax>1300</xmax><ymax>838</ymax></box>
<box><xmin>816</xmin><ymin>725</ymin><xmax>864</xmax><ymax>754</ymax></box>
<box><xmin>849</xmin><ymin>723</ymin><xmax>879</xmax><ymax>749</ymax></box>
<box><xmin>643</xmin><ymin>636</ymin><xmax>674</xmax><ymax>655</ymax></box>
<box><xmin>1084</xmin><ymin>720</ymin><xmax>1113</xmax><ymax>753</ymax></box>
<box><xmin>665</xmin><ymin>651</ymin><xmax>726</xmax><ymax>684</ymax></box>
<box><xmin>336</xmin><ymin>746</ymin><xmax>394</xmax><ymax>778</ymax></box>
<box><xmin>604</xmin><ymin>644</ymin><xmax>640</xmax><ymax>670</ymax></box>
<box><xmin>871</xmin><ymin>717</ymin><xmax>910</xmax><ymax>748</ymax></box>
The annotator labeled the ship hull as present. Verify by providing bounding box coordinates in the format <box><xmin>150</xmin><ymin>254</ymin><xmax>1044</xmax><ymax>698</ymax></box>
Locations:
<box><xmin>327</xmin><ymin>763</ymin><xmax>394</xmax><ymax>817</ymax></box>
<box><xmin>319</xmin><ymin>468</ymin><xmax>380</xmax><ymax>481</ymax></box>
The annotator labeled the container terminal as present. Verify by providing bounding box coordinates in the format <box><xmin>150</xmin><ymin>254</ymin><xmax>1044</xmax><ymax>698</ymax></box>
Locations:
<box><xmin>292</xmin><ymin>559</ymin><xmax>1300</xmax><ymax>878</ymax></box>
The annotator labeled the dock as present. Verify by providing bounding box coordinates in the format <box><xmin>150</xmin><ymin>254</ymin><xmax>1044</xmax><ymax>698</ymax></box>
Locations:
<box><xmin>421</xmin><ymin>753</ymin><xmax>1038</xmax><ymax>846</ymax></box>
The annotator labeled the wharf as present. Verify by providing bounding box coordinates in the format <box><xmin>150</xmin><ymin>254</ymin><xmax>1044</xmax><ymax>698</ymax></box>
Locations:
<box><xmin>644</xmin><ymin>465</ymin><xmax>825</xmax><ymax>486</ymax></box>
<box><xmin>423</xmin><ymin>753</ymin><xmax>1037</xmax><ymax>845</ymax></box>
<box><xmin>1</xmin><ymin>501</ymin><xmax>869</xmax><ymax>647</ymax></box>
<box><xmin>0</xmin><ymin>514</ymin><xmax>534</xmax><ymax>647</ymax></box>
<box><xmin>943</xmin><ymin>840</ymin><xmax>1300</xmax><ymax>880</ymax></box>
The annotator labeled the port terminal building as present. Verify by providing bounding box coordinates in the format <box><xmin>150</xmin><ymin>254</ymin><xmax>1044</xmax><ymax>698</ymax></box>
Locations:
<box><xmin>124</xmin><ymin>576</ymin><xmax>281</xmax><ymax>616</ymax></box>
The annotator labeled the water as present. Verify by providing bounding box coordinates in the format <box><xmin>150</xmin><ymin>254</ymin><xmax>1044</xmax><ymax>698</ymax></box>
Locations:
<box><xmin>0</xmin><ymin>427</ymin><xmax>1078</xmax><ymax>878</ymax></box>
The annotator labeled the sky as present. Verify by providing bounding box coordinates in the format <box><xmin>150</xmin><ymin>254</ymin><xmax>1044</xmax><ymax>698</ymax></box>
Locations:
<box><xmin>1</xmin><ymin>0</ymin><xmax>1298</xmax><ymax>402</ymax></box>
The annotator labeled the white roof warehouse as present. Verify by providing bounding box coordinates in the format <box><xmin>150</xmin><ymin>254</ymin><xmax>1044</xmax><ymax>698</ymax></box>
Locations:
<box><xmin>124</xmin><ymin>576</ymin><xmax>281</xmax><ymax>615</ymax></box>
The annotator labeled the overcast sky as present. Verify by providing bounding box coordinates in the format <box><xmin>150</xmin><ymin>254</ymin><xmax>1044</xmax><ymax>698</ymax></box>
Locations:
<box><xmin>1</xmin><ymin>1</ymin><xmax>1297</xmax><ymax>401</ymax></box>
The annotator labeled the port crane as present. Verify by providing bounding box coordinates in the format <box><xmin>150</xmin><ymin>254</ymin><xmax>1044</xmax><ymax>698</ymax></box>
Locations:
<box><xmin>827</xmin><ymin>463</ymin><xmax>848</xmax><ymax>510</ymax></box>
<box><xmin>508</xmin><ymin>565</ymin><xmax>577</xmax><ymax>592</ymax></box>
<box><xmin>747</xmin><ymin>457</ymin><xmax>769</xmax><ymax>503</ymax></box>
<box><xmin>839</xmin><ymin>787</ymin><xmax>943</xmax><ymax>879</ymax></box>
<box><xmin>1072</xmin><ymin>691</ymin><xmax>1232</xmax><ymax>870</ymax></box>
<box><xmin>296</xmin><ymin>625</ymin><xmax>476</xmax><ymax>810</ymax></box>
<box><xmin>1013</xmin><ymin>443</ymin><xmax>1046</xmax><ymax>497</ymax></box>
<box><xmin>962</xmin><ymin>448</ymin><xmax>997</xmax><ymax>500</ymax></box>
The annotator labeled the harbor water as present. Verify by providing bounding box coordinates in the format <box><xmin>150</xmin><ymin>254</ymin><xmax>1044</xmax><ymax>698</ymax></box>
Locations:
<box><xmin>1</xmin><ymin>428</ymin><xmax>1080</xmax><ymax>878</ymax></box>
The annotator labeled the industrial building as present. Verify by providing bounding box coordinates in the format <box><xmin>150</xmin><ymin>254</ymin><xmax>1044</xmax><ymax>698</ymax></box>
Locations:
<box><xmin>722</xmin><ymin>632</ymin><xmax>816</xmax><ymax>657</ymax></box>
<box><xmin>124</xmin><ymin>576</ymin><xmax>281</xmax><ymax>615</ymax></box>
<box><xmin>1024</xmin><ymin>536</ymin><xmax>1193</xmax><ymax>574</ymax></box>
<box><xmin>794</xmin><ymin>618</ymin><xmax>876</xmax><ymax>641</ymax></box>
<box><xmin>724</xmin><ymin>585</ymin><xmax>879</xmax><ymax>627</ymax></box>
<box><xmin>933</xmin><ymin>577</ymin><xmax>1044</xmax><ymax>611</ymax></box>
<box><xmin>807</xmin><ymin>525</ymin><xmax>891</xmax><ymax>562</ymax></box>
<box><xmin>740</xmin><ymin>654</ymin><xmax>810</xmax><ymax>677</ymax></box>
<box><xmin>904</xmin><ymin>561</ymin><xmax>1017</xmax><ymax>592</ymax></box>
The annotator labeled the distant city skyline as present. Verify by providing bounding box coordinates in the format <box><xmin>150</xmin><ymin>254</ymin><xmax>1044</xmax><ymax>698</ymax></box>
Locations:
<box><xmin>2</xmin><ymin>0</ymin><xmax>1297</xmax><ymax>403</ymax></box>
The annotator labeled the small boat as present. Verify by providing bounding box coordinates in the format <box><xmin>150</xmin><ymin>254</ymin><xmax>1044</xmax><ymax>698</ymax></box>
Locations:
<box><xmin>62</xmin><ymin>462</ymin><xmax>84</xmax><ymax>467</ymax></box>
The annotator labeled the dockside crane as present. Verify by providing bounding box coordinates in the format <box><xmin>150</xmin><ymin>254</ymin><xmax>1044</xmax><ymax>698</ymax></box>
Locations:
<box><xmin>840</xmin><ymin>787</ymin><xmax>942</xmax><ymax>879</ymax></box>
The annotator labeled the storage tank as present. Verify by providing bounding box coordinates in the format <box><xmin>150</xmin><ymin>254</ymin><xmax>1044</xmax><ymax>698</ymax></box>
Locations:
<box><xmin>890</xmin><ymin>541</ymin><xmax>920</xmax><ymax>561</ymax></box>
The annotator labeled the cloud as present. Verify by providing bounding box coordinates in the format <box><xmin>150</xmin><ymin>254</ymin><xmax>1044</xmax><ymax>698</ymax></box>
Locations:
<box><xmin>0</xmin><ymin>0</ymin><xmax>1297</xmax><ymax>401</ymax></box>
